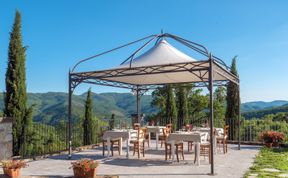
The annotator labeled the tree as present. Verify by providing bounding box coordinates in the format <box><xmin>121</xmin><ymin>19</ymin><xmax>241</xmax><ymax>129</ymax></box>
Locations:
<box><xmin>225</xmin><ymin>56</ymin><xmax>240</xmax><ymax>140</ymax></box>
<box><xmin>175</xmin><ymin>85</ymin><xmax>189</xmax><ymax>130</ymax></box>
<box><xmin>188</xmin><ymin>88</ymin><xmax>209</xmax><ymax>125</ymax></box>
<box><xmin>151</xmin><ymin>86</ymin><xmax>167</xmax><ymax>125</ymax></box>
<box><xmin>109</xmin><ymin>113</ymin><xmax>115</xmax><ymax>130</ymax></box>
<box><xmin>213</xmin><ymin>86</ymin><xmax>226</xmax><ymax>128</ymax></box>
<box><xmin>166</xmin><ymin>84</ymin><xmax>178</xmax><ymax>130</ymax></box>
<box><xmin>83</xmin><ymin>89</ymin><xmax>93</xmax><ymax>145</ymax></box>
<box><xmin>4</xmin><ymin>10</ymin><xmax>33</xmax><ymax>156</ymax></box>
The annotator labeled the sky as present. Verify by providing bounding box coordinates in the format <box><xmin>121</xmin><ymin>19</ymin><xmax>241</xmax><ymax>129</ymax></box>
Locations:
<box><xmin>0</xmin><ymin>0</ymin><xmax>288</xmax><ymax>102</ymax></box>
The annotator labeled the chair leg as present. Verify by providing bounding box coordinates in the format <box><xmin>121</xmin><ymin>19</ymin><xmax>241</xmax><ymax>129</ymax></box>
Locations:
<box><xmin>225</xmin><ymin>140</ymin><xmax>228</xmax><ymax>153</ymax></box>
<box><xmin>181</xmin><ymin>144</ymin><xmax>184</xmax><ymax>160</ymax></box>
<box><xmin>138</xmin><ymin>142</ymin><xmax>140</xmax><ymax>159</ymax></box>
<box><xmin>223</xmin><ymin>141</ymin><xmax>225</xmax><ymax>154</ymax></box>
<box><xmin>142</xmin><ymin>142</ymin><xmax>145</xmax><ymax>157</ymax></box>
<box><xmin>118</xmin><ymin>141</ymin><xmax>120</xmax><ymax>155</ymax></box>
<box><xmin>209</xmin><ymin>146</ymin><xmax>211</xmax><ymax>164</ymax></box>
<box><xmin>165</xmin><ymin>144</ymin><xmax>168</xmax><ymax>160</ymax></box>
<box><xmin>176</xmin><ymin>146</ymin><xmax>179</xmax><ymax>162</ymax></box>
<box><xmin>111</xmin><ymin>144</ymin><xmax>114</xmax><ymax>156</ymax></box>
<box><xmin>102</xmin><ymin>141</ymin><xmax>105</xmax><ymax>156</ymax></box>
<box><xmin>168</xmin><ymin>145</ymin><xmax>171</xmax><ymax>159</ymax></box>
<box><xmin>188</xmin><ymin>142</ymin><xmax>190</xmax><ymax>152</ymax></box>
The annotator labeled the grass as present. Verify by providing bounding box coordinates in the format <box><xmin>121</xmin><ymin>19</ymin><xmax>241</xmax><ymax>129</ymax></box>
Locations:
<box><xmin>245</xmin><ymin>147</ymin><xmax>288</xmax><ymax>178</ymax></box>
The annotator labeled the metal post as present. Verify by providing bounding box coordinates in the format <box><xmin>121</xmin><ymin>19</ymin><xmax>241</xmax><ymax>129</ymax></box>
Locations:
<box><xmin>208</xmin><ymin>53</ymin><xmax>215</xmax><ymax>175</ymax></box>
<box><xmin>238</xmin><ymin>84</ymin><xmax>241</xmax><ymax>150</ymax></box>
<box><xmin>68</xmin><ymin>71</ymin><xmax>73</xmax><ymax>159</ymax></box>
<box><xmin>136</xmin><ymin>86</ymin><xmax>141</xmax><ymax>123</ymax></box>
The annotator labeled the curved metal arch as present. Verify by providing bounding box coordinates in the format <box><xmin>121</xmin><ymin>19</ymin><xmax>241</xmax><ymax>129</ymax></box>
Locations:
<box><xmin>71</xmin><ymin>34</ymin><xmax>158</xmax><ymax>72</ymax></box>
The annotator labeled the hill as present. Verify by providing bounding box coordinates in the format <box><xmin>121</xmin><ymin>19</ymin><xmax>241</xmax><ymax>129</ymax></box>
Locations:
<box><xmin>0</xmin><ymin>92</ymin><xmax>286</xmax><ymax>124</ymax></box>
<box><xmin>0</xmin><ymin>92</ymin><xmax>157</xmax><ymax>125</ymax></box>
<box><xmin>242</xmin><ymin>105</ymin><xmax>288</xmax><ymax>119</ymax></box>
<box><xmin>241</xmin><ymin>100</ymin><xmax>288</xmax><ymax>113</ymax></box>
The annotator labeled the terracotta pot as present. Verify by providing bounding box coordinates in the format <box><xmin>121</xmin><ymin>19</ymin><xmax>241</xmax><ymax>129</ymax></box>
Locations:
<box><xmin>265</xmin><ymin>142</ymin><xmax>273</xmax><ymax>148</ymax></box>
<box><xmin>272</xmin><ymin>142</ymin><xmax>279</xmax><ymax>147</ymax></box>
<box><xmin>3</xmin><ymin>168</ymin><xmax>20</xmax><ymax>178</ymax></box>
<box><xmin>73</xmin><ymin>167</ymin><xmax>97</xmax><ymax>178</ymax></box>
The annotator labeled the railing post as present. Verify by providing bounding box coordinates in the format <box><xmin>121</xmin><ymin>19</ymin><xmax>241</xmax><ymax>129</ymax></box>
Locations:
<box><xmin>238</xmin><ymin>84</ymin><xmax>241</xmax><ymax>150</ymax></box>
<box><xmin>209</xmin><ymin>53</ymin><xmax>215</xmax><ymax>175</ymax></box>
<box><xmin>68</xmin><ymin>71</ymin><xmax>73</xmax><ymax>159</ymax></box>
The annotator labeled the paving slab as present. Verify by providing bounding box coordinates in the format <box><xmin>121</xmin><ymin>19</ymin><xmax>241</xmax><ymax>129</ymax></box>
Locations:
<box><xmin>2</xmin><ymin>142</ymin><xmax>260</xmax><ymax>178</ymax></box>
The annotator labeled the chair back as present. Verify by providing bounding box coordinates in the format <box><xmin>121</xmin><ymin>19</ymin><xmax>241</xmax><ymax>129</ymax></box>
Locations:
<box><xmin>224</xmin><ymin>125</ymin><xmax>229</xmax><ymax>138</ymax></box>
<box><xmin>185</xmin><ymin>124</ymin><xmax>193</xmax><ymax>131</ymax></box>
<box><xmin>133</xmin><ymin>123</ymin><xmax>141</xmax><ymax>130</ymax></box>
<box><xmin>162</xmin><ymin>127</ymin><xmax>171</xmax><ymax>140</ymax></box>
<box><xmin>138</xmin><ymin>128</ymin><xmax>145</xmax><ymax>141</ymax></box>
<box><xmin>166</xmin><ymin>123</ymin><xmax>172</xmax><ymax>132</ymax></box>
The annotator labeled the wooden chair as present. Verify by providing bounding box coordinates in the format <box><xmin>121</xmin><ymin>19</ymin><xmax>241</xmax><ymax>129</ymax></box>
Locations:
<box><xmin>166</xmin><ymin>123</ymin><xmax>173</xmax><ymax>131</ymax></box>
<box><xmin>159</xmin><ymin>124</ymin><xmax>172</xmax><ymax>147</ymax></box>
<box><xmin>184</xmin><ymin>124</ymin><xmax>193</xmax><ymax>152</ymax></box>
<box><xmin>133</xmin><ymin>123</ymin><xmax>141</xmax><ymax>130</ymax></box>
<box><xmin>141</xmin><ymin>127</ymin><xmax>150</xmax><ymax>147</ymax></box>
<box><xmin>194</xmin><ymin>133</ymin><xmax>211</xmax><ymax>164</ymax></box>
<box><xmin>216</xmin><ymin>125</ymin><xmax>229</xmax><ymax>154</ymax></box>
<box><xmin>101</xmin><ymin>128</ymin><xmax>121</xmax><ymax>156</ymax></box>
<box><xmin>131</xmin><ymin>127</ymin><xmax>145</xmax><ymax>158</ymax></box>
<box><xmin>163</xmin><ymin>128</ymin><xmax>184</xmax><ymax>162</ymax></box>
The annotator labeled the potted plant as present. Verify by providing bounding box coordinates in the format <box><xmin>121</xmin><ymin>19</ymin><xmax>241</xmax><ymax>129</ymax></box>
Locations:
<box><xmin>260</xmin><ymin>131</ymin><xmax>285</xmax><ymax>148</ymax></box>
<box><xmin>1</xmin><ymin>160</ymin><xmax>28</xmax><ymax>178</ymax></box>
<box><xmin>70</xmin><ymin>158</ymin><xmax>99</xmax><ymax>178</ymax></box>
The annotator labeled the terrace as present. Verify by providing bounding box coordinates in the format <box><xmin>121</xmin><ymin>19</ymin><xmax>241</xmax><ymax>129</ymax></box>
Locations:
<box><xmin>5</xmin><ymin>142</ymin><xmax>259</xmax><ymax>178</ymax></box>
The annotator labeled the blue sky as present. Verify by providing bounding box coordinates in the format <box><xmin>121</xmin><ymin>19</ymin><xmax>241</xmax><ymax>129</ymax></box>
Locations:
<box><xmin>0</xmin><ymin>1</ymin><xmax>288</xmax><ymax>102</ymax></box>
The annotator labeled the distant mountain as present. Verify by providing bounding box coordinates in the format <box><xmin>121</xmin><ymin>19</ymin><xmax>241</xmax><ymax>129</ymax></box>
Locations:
<box><xmin>0</xmin><ymin>92</ymin><xmax>158</xmax><ymax>125</ymax></box>
<box><xmin>242</xmin><ymin>105</ymin><xmax>288</xmax><ymax>119</ymax></box>
<box><xmin>241</xmin><ymin>100</ymin><xmax>288</xmax><ymax>113</ymax></box>
<box><xmin>0</xmin><ymin>91</ymin><xmax>287</xmax><ymax>124</ymax></box>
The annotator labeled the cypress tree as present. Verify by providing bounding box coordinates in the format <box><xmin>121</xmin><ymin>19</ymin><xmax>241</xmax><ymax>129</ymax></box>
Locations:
<box><xmin>83</xmin><ymin>88</ymin><xmax>93</xmax><ymax>145</ymax></box>
<box><xmin>176</xmin><ymin>85</ymin><xmax>188</xmax><ymax>130</ymax></box>
<box><xmin>109</xmin><ymin>113</ymin><xmax>115</xmax><ymax>130</ymax></box>
<box><xmin>166</xmin><ymin>84</ymin><xmax>178</xmax><ymax>131</ymax></box>
<box><xmin>225</xmin><ymin>56</ymin><xmax>240</xmax><ymax>140</ymax></box>
<box><xmin>4</xmin><ymin>10</ymin><xmax>32</xmax><ymax>156</ymax></box>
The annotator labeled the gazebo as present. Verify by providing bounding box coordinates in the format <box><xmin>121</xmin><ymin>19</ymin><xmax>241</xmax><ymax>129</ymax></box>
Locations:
<box><xmin>68</xmin><ymin>33</ymin><xmax>240</xmax><ymax>174</ymax></box>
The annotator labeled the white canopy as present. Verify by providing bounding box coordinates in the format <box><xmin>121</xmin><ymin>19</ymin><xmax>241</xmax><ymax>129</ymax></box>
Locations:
<box><xmin>71</xmin><ymin>38</ymin><xmax>238</xmax><ymax>88</ymax></box>
<box><xmin>118</xmin><ymin>39</ymin><xmax>197</xmax><ymax>68</ymax></box>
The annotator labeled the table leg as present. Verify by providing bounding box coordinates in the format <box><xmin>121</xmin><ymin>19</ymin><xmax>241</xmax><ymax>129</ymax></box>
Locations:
<box><xmin>171</xmin><ymin>140</ymin><xmax>175</xmax><ymax>161</ymax></box>
<box><xmin>107</xmin><ymin>137</ymin><xmax>111</xmax><ymax>157</ymax></box>
<box><xmin>196</xmin><ymin>142</ymin><xmax>200</xmax><ymax>166</ymax></box>
<box><xmin>119</xmin><ymin>137</ymin><xmax>123</xmax><ymax>155</ymax></box>
<box><xmin>148</xmin><ymin>132</ymin><xmax>151</xmax><ymax>148</ymax></box>
<box><xmin>126</xmin><ymin>138</ymin><xmax>130</xmax><ymax>159</ymax></box>
<box><xmin>156</xmin><ymin>132</ymin><xmax>159</xmax><ymax>150</ymax></box>
<box><xmin>214</xmin><ymin>136</ymin><xmax>217</xmax><ymax>155</ymax></box>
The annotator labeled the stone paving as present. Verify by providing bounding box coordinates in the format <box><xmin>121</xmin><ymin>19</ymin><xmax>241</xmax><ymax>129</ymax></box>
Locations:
<box><xmin>1</xmin><ymin>142</ymin><xmax>260</xmax><ymax>178</ymax></box>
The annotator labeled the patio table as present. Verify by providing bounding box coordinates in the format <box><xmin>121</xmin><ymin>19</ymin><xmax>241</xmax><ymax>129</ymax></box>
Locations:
<box><xmin>146</xmin><ymin>126</ymin><xmax>166</xmax><ymax>150</ymax></box>
<box><xmin>192</xmin><ymin>127</ymin><xmax>224</xmax><ymax>154</ymax></box>
<box><xmin>103</xmin><ymin>129</ymin><xmax>137</xmax><ymax>158</ymax></box>
<box><xmin>167</xmin><ymin>132</ymin><xmax>207</xmax><ymax>165</ymax></box>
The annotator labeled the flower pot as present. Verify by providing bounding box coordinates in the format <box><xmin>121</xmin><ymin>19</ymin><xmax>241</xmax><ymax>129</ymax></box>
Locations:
<box><xmin>3</xmin><ymin>168</ymin><xmax>20</xmax><ymax>178</ymax></box>
<box><xmin>73</xmin><ymin>167</ymin><xmax>97</xmax><ymax>178</ymax></box>
<box><xmin>264</xmin><ymin>142</ymin><xmax>273</xmax><ymax>148</ymax></box>
<box><xmin>272</xmin><ymin>142</ymin><xmax>279</xmax><ymax>147</ymax></box>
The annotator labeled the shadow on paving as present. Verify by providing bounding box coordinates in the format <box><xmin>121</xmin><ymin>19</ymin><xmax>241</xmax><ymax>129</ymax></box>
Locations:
<box><xmin>229</xmin><ymin>145</ymin><xmax>261</xmax><ymax>151</ymax></box>
<box><xmin>101</xmin><ymin>157</ymin><xmax>202</xmax><ymax>167</ymax></box>
<box><xmin>47</xmin><ymin>153</ymin><xmax>104</xmax><ymax>161</ymax></box>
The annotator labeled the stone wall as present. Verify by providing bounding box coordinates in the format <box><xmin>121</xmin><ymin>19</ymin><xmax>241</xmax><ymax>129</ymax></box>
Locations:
<box><xmin>0</xmin><ymin>117</ymin><xmax>13</xmax><ymax>160</ymax></box>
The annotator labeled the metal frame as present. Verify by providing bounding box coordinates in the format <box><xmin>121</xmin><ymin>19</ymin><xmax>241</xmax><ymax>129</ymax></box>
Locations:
<box><xmin>67</xmin><ymin>33</ymin><xmax>240</xmax><ymax>175</ymax></box>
